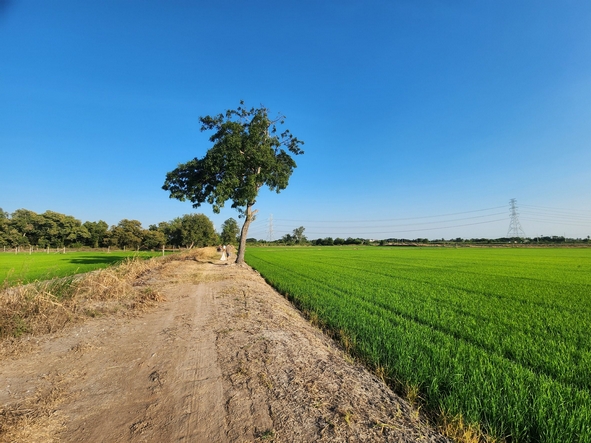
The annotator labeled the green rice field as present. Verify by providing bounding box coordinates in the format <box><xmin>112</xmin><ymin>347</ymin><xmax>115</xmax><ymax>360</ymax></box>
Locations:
<box><xmin>0</xmin><ymin>250</ymin><xmax>166</xmax><ymax>286</ymax></box>
<box><xmin>245</xmin><ymin>246</ymin><xmax>591</xmax><ymax>442</ymax></box>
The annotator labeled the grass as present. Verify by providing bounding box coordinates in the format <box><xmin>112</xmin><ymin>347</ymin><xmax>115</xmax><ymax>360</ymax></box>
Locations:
<box><xmin>0</xmin><ymin>256</ymin><xmax>168</xmax><ymax>342</ymax></box>
<box><xmin>0</xmin><ymin>251</ymin><xmax>168</xmax><ymax>287</ymax></box>
<box><xmin>245</xmin><ymin>246</ymin><xmax>591</xmax><ymax>443</ymax></box>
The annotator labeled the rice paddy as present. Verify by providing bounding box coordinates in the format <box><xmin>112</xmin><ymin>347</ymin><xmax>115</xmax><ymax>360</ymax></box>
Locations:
<box><xmin>245</xmin><ymin>246</ymin><xmax>591</xmax><ymax>442</ymax></box>
<box><xmin>0</xmin><ymin>250</ymin><xmax>166</xmax><ymax>287</ymax></box>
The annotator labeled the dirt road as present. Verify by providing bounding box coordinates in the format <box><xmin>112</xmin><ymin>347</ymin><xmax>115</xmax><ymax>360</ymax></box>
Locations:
<box><xmin>1</xmin><ymin>258</ymin><xmax>451</xmax><ymax>442</ymax></box>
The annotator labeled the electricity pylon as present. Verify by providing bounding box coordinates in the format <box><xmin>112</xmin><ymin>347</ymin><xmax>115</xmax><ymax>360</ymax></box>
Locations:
<box><xmin>507</xmin><ymin>198</ymin><xmax>526</xmax><ymax>238</ymax></box>
<box><xmin>267</xmin><ymin>214</ymin><xmax>274</xmax><ymax>242</ymax></box>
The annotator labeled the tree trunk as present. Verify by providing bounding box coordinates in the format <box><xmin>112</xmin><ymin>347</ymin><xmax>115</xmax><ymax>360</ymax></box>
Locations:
<box><xmin>236</xmin><ymin>204</ymin><xmax>256</xmax><ymax>265</ymax></box>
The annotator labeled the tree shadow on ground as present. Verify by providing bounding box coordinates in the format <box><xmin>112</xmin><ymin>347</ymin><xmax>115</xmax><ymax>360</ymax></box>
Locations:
<box><xmin>68</xmin><ymin>256</ymin><xmax>127</xmax><ymax>265</ymax></box>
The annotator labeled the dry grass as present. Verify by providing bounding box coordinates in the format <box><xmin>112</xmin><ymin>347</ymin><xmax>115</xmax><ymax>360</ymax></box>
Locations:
<box><xmin>179</xmin><ymin>246</ymin><xmax>225</xmax><ymax>263</ymax></box>
<box><xmin>0</xmin><ymin>255</ymin><xmax>169</xmax><ymax>346</ymax></box>
<box><xmin>438</xmin><ymin>412</ymin><xmax>500</xmax><ymax>443</ymax></box>
<box><xmin>0</xmin><ymin>372</ymin><xmax>66</xmax><ymax>443</ymax></box>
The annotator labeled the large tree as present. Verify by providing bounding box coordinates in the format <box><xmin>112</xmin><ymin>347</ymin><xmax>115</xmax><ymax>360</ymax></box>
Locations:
<box><xmin>163</xmin><ymin>102</ymin><xmax>304</xmax><ymax>264</ymax></box>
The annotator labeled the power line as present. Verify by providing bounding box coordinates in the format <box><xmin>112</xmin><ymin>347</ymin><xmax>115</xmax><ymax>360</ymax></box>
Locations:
<box><xmin>270</xmin><ymin>212</ymin><xmax>506</xmax><ymax>230</ymax></box>
<box><xmin>248</xmin><ymin>201</ymin><xmax>589</xmax><ymax>240</ymax></box>
<box><xmin>521</xmin><ymin>204</ymin><xmax>591</xmax><ymax>215</ymax></box>
<box><xmin>301</xmin><ymin>217</ymin><xmax>507</xmax><ymax>237</ymax></box>
<box><xmin>275</xmin><ymin>206</ymin><xmax>507</xmax><ymax>224</ymax></box>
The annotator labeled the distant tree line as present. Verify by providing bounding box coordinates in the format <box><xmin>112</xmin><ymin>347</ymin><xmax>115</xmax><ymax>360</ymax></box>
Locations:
<box><xmin>247</xmin><ymin>226</ymin><xmax>589</xmax><ymax>247</ymax></box>
<box><xmin>0</xmin><ymin>208</ymin><xmax>241</xmax><ymax>250</ymax></box>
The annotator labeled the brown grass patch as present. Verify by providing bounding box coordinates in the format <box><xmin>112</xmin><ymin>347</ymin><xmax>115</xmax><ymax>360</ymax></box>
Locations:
<box><xmin>438</xmin><ymin>412</ymin><xmax>499</xmax><ymax>443</ymax></box>
<box><xmin>0</xmin><ymin>372</ymin><xmax>66</xmax><ymax>443</ymax></box>
<box><xmin>0</xmin><ymin>256</ymin><xmax>168</xmax><ymax>346</ymax></box>
<box><xmin>177</xmin><ymin>246</ymin><xmax>221</xmax><ymax>262</ymax></box>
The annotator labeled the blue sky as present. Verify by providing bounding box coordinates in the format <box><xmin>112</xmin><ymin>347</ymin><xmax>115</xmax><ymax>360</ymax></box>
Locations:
<box><xmin>1</xmin><ymin>0</ymin><xmax>590</xmax><ymax>240</ymax></box>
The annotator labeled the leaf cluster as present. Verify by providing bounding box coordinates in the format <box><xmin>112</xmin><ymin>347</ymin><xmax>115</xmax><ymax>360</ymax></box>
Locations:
<box><xmin>163</xmin><ymin>102</ymin><xmax>304</xmax><ymax>215</ymax></box>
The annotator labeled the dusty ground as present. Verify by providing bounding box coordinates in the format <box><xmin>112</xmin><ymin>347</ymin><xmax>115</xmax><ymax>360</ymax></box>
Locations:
<box><xmin>0</xmin><ymin>257</ymin><xmax>452</xmax><ymax>442</ymax></box>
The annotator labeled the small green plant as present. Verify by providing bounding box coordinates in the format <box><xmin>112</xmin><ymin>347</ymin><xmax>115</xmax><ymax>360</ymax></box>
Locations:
<box><xmin>257</xmin><ymin>429</ymin><xmax>275</xmax><ymax>440</ymax></box>
<box><xmin>12</xmin><ymin>315</ymin><xmax>29</xmax><ymax>337</ymax></box>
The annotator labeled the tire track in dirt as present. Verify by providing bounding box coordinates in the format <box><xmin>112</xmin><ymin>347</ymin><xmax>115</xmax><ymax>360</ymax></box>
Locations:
<box><xmin>168</xmin><ymin>283</ymin><xmax>227</xmax><ymax>442</ymax></box>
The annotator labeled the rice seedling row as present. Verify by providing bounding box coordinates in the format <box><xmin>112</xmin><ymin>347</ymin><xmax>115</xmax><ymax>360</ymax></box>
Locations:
<box><xmin>245</xmin><ymin>247</ymin><xmax>591</xmax><ymax>442</ymax></box>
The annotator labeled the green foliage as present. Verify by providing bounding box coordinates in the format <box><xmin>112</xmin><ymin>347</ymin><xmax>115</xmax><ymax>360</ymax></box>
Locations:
<box><xmin>0</xmin><ymin>208</ymin><xmax>9</xmax><ymax>248</ymax></box>
<box><xmin>245</xmin><ymin>247</ymin><xmax>591</xmax><ymax>442</ymax></box>
<box><xmin>1</xmin><ymin>209</ymin><xmax>90</xmax><ymax>248</ymax></box>
<box><xmin>0</xmin><ymin>208</ymin><xmax>219</xmax><ymax>251</ymax></box>
<box><xmin>141</xmin><ymin>229</ymin><xmax>166</xmax><ymax>249</ymax></box>
<box><xmin>162</xmin><ymin>101</ymin><xmax>304</xmax><ymax>263</ymax></box>
<box><xmin>292</xmin><ymin>226</ymin><xmax>306</xmax><ymax>244</ymax></box>
<box><xmin>220</xmin><ymin>217</ymin><xmax>239</xmax><ymax>245</ymax></box>
<box><xmin>178</xmin><ymin>213</ymin><xmax>217</xmax><ymax>248</ymax></box>
<box><xmin>160</xmin><ymin>214</ymin><xmax>217</xmax><ymax>249</ymax></box>
<box><xmin>106</xmin><ymin>219</ymin><xmax>143</xmax><ymax>249</ymax></box>
<box><xmin>83</xmin><ymin>220</ymin><xmax>108</xmax><ymax>248</ymax></box>
<box><xmin>163</xmin><ymin>101</ymin><xmax>304</xmax><ymax>214</ymax></box>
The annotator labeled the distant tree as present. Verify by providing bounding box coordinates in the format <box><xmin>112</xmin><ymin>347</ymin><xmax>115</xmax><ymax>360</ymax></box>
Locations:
<box><xmin>83</xmin><ymin>220</ymin><xmax>109</xmax><ymax>248</ymax></box>
<box><xmin>39</xmin><ymin>211</ymin><xmax>89</xmax><ymax>247</ymax></box>
<box><xmin>220</xmin><ymin>218</ymin><xmax>240</xmax><ymax>245</ymax></box>
<box><xmin>142</xmin><ymin>229</ymin><xmax>167</xmax><ymax>250</ymax></box>
<box><xmin>344</xmin><ymin>237</ymin><xmax>363</xmax><ymax>245</ymax></box>
<box><xmin>0</xmin><ymin>209</ymin><xmax>9</xmax><ymax>247</ymax></box>
<box><xmin>281</xmin><ymin>233</ymin><xmax>294</xmax><ymax>245</ymax></box>
<box><xmin>292</xmin><ymin>226</ymin><xmax>306</xmax><ymax>244</ymax></box>
<box><xmin>163</xmin><ymin>101</ymin><xmax>304</xmax><ymax>264</ymax></box>
<box><xmin>177</xmin><ymin>213</ymin><xmax>217</xmax><ymax>248</ymax></box>
<box><xmin>334</xmin><ymin>237</ymin><xmax>345</xmax><ymax>245</ymax></box>
<box><xmin>164</xmin><ymin>218</ymin><xmax>186</xmax><ymax>248</ymax></box>
<box><xmin>8</xmin><ymin>209</ymin><xmax>39</xmax><ymax>246</ymax></box>
<box><xmin>107</xmin><ymin>219</ymin><xmax>144</xmax><ymax>249</ymax></box>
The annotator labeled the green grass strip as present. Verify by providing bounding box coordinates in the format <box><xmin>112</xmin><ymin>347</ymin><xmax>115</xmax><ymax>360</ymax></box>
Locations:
<box><xmin>0</xmin><ymin>251</ymin><xmax>165</xmax><ymax>286</ymax></box>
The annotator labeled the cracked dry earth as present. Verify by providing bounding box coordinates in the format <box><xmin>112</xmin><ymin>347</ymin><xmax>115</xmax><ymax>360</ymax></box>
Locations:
<box><xmin>0</xmin><ymin>258</ymin><xmax>452</xmax><ymax>442</ymax></box>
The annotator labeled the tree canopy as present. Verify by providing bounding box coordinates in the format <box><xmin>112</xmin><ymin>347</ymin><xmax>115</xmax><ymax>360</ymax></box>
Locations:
<box><xmin>163</xmin><ymin>102</ymin><xmax>304</xmax><ymax>264</ymax></box>
<box><xmin>220</xmin><ymin>218</ymin><xmax>240</xmax><ymax>245</ymax></box>
<box><xmin>0</xmin><ymin>209</ymin><xmax>218</xmax><ymax>250</ymax></box>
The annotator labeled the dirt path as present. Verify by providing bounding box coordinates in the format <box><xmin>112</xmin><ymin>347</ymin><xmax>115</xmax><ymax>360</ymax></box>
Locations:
<box><xmin>0</xmin><ymin>259</ymin><xmax>451</xmax><ymax>442</ymax></box>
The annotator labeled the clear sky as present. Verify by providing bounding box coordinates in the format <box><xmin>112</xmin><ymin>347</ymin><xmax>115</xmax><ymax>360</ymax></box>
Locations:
<box><xmin>1</xmin><ymin>0</ymin><xmax>590</xmax><ymax>240</ymax></box>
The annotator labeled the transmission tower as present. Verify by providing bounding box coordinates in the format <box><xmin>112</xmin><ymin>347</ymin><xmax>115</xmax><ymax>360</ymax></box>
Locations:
<box><xmin>507</xmin><ymin>198</ymin><xmax>526</xmax><ymax>238</ymax></box>
<box><xmin>267</xmin><ymin>214</ymin><xmax>274</xmax><ymax>242</ymax></box>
